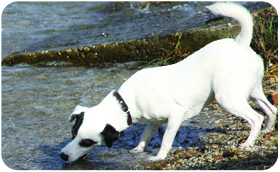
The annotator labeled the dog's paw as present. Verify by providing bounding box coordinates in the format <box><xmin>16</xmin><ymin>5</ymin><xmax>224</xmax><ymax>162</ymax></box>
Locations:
<box><xmin>129</xmin><ymin>147</ymin><xmax>144</xmax><ymax>153</ymax></box>
<box><xmin>261</xmin><ymin>127</ymin><xmax>274</xmax><ymax>134</ymax></box>
<box><xmin>147</xmin><ymin>156</ymin><xmax>164</xmax><ymax>161</ymax></box>
<box><xmin>239</xmin><ymin>142</ymin><xmax>253</xmax><ymax>151</ymax></box>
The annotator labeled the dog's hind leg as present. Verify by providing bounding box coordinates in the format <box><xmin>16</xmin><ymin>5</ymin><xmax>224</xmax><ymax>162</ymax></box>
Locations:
<box><xmin>250</xmin><ymin>84</ymin><xmax>277</xmax><ymax>133</ymax></box>
<box><xmin>130</xmin><ymin>122</ymin><xmax>162</xmax><ymax>153</ymax></box>
<box><xmin>216</xmin><ymin>95</ymin><xmax>264</xmax><ymax>148</ymax></box>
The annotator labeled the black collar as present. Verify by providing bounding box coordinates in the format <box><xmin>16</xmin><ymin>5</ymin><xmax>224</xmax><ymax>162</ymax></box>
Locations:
<box><xmin>113</xmin><ymin>91</ymin><xmax>132</xmax><ymax>125</ymax></box>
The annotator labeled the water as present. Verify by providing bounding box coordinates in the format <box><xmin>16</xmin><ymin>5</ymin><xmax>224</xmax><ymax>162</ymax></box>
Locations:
<box><xmin>1</xmin><ymin>63</ymin><xmax>210</xmax><ymax>170</ymax></box>
<box><xmin>2</xmin><ymin>1</ymin><xmax>270</xmax><ymax>58</ymax></box>
<box><xmin>1</xmin><ymin>1</ymin><xmax>272</xmax><ymax>170</ymax></box>
<box><xmin>1</xmin><ymin>63</ymin><xmax>138</xmax><ymax>169</ymax></box>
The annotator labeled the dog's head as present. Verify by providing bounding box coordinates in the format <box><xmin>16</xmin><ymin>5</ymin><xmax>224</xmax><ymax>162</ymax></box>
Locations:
<box><xmin>60</xmin><ymin>105</ymin><xmax>120</xmax><ymax>162</ymax></box>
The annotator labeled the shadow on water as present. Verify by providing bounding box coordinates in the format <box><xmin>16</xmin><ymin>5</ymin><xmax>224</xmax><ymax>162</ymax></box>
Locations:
<box><xmin>38</xmin><ymin>121</ymin><xmax>226</xmax><ymax>170</ymax></box>
<box><xmin>38</xmin><ymin>140</ymin><xmax>118</xmax><ymax>170</ymax></box>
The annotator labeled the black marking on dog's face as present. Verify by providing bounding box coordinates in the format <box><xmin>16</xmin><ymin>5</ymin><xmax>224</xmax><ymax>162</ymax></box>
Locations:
<box><xmin>79</xmin><ymin>139</ymin><xmax>97</xmax><ymax>147</ymax></box>
<box><xmin>101</xmin><ymin>124</ymin><xmax>120</xmax><ymax>148</ymax></box>
<box><xmin>71</xmin><ymin>112</ymin><xmax>84</xmax><ymax>140</ymax></box>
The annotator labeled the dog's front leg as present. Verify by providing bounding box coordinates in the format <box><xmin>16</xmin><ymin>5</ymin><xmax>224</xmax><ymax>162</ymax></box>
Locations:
<box><xmin>148</xmin><ymin>114</ymin><xmax>184</xmax><ymax>161</ymax></box>
<box><xmin>130</xmin><ymin>122</ymin><xmax>162</xmax><ymax>153</ymax></box>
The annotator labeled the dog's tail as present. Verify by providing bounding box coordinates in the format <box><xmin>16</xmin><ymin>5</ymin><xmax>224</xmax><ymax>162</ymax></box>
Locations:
<box><xmin>206</xmin><ymin>2</ymin><xmax>253</xmax><ymax>47</ymax></box>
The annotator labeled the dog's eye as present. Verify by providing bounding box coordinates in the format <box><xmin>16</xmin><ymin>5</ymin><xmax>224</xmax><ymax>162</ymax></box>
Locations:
<box><xmin>79</xmin><ymin>139</ymin><xmax>97</xmax><ymax>147</ymax></box>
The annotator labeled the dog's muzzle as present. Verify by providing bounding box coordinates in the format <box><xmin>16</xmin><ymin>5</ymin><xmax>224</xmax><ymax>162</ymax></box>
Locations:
<box><xmin>60</xmin><ymin>152</ymin><xmax>88</xmax><ymax>162</ymax></box>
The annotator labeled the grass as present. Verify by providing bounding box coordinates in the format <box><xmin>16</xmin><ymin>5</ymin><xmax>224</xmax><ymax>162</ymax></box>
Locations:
<box><xmin>147</xmin><ymin>33</ymin><xmax>184</xmax><ymax>66</ymax></box>
<box><xmin>251</xmin><ymin>6</ymin><xmax>278</xmax><ymax>74</ymax></box>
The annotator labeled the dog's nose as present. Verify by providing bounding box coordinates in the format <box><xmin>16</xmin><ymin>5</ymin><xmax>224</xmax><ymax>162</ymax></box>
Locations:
<box><xmin>60</xmin><ymin>152</ymin><xmax>69</xmax><ymax>161</ymax></box>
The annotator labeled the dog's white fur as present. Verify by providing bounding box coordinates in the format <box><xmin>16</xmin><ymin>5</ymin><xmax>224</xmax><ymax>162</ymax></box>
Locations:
<box><xmin>61</xmin><ymin>2</ymin><xmax>277</xmax><ymax>162</ymax></box>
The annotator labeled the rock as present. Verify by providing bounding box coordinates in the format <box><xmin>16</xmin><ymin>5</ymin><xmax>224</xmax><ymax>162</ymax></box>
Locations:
<box><xmin>267</xmin><ymin>90</ymin><xmax>278</xmax><ymax>105</ymax></box>
<box><xmin>249</xmin><ymin>159</ymin><xmax>267</xmax><ymax>164</ymax></box>
<box><xmin>1</xmin><ymin>20</ymin><xmax>240</xmax><ymax>66</ymax></box>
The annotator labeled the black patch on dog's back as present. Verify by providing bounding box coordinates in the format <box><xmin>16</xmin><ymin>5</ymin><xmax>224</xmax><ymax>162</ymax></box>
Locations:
<box><xmin>71</xmin><ymin>112</ymin><xmax>84</xmax><ymax>140</ymax></box>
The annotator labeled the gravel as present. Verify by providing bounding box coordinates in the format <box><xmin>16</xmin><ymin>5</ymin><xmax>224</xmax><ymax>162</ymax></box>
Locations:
<box><xmin>133</xmin><ymin>103</ymin><xmax>278</xmax><ymax>170</ymax></box>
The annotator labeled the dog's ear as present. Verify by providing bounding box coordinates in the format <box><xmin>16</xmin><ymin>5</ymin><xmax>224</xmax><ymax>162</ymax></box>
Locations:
<box><xmin>101</xmin><ymin>124</ymin><xmax>120</xmax><ymax>148</ymax></box>
<box><xmin>69</xmin><ymin>113</ymin><xmax>83</xmax><ymax>123</ymax></box>
<box><xmin>68</xmin><ymin>105</ymin><xmax>89</xmax><ymax>123</ymax></box>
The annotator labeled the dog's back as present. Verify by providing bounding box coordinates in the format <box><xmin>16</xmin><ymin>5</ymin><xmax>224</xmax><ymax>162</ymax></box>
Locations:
<box><xmin>120</xmin><ymin>3</ymin><xmax>276</xmax><ymax>157</ymax></box>
<box><xmin>120</xmin><ymin>3</ymin><xmax>261</xmax><ymax>113</ymax></box>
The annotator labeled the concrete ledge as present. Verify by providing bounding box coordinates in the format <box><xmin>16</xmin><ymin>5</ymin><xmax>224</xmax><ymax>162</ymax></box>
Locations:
<box><xmin>2</xmin><ymin>20</ymin><xmax>240</xmax><ymax>66</ymax></box>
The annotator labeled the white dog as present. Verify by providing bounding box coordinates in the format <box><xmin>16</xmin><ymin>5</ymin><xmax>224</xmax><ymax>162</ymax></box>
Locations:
<box><xmin>60</xmin><ymin>2</ymin><xmax>277</xmax><ymax>162</ymax></box>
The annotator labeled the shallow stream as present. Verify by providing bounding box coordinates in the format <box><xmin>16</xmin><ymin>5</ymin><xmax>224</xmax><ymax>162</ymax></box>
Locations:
<box><xmin>2</xmin><ymin>62</ymin><xmax>218</xmax><ymax>169</ymax></box>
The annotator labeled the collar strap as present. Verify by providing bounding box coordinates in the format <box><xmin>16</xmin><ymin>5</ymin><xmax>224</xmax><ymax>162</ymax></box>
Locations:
<box><xmin>113</xmin><ymin>91</ymin><xmax>132</xmax><ymax>125</ymax></box>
